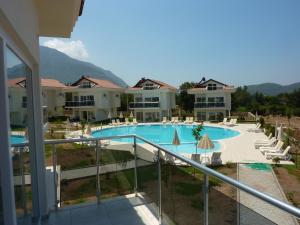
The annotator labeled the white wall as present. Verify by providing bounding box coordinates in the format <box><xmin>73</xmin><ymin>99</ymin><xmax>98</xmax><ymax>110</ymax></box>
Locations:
<box><xmin>0</xmin><ymin>0</ymin><xmax>39</xmax><ymax>63</ymax></box>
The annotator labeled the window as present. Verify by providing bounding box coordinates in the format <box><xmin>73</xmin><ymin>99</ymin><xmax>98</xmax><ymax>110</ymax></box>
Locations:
<box><xmin>209</xmin><ymin>112</ymin><xmax>216</xmax><ymax>121</ymax></box>
<box><xmin>197</xmin><ymin>112</ymin><xmax>206</xmax><ymax>121</ymax></box>
<box><xmin>6</xmin><ymin>45</ymin><xmax>32</xmax><ymax>217</ymax></box>
<box><xmin>144</xmin><ymin>97</ymin><xmax>159</xmax><ymax>102</ymax></box>
<box><xmin>87</xmin><ymin>95</ymin><xmax>94</xmax><ymax>101</ymax></box>
<box><xmin>80</xmin><ymin>96</ymin><xmax>87</xmax><ymax>102</ymax></box>
<box><xmin>207</xmin><ymin>97</ymin><xmax>215</xmax><ymax>102</ymax></box>
<box><xmin>135</xmin><ymin>97</ymin><xmax>142</xmax><ymax>102</ymax></box>
<box><xmin>216</xmin><ymin>97</ymin><xmax>224</xmax><ymax>103</ymax></box>
<box><xmin>207</xmin><ymin>83</ymin><xmax>217</xmax><ymax>90</ymax></box>
<box><xmin>152</xmin><ymin>97</ymin><xmax>159</xmax><ymax>102</ymax></box>
<box><xmin>196</xmin><ymin>97</ymin><xmax>206</xmax><ymax>102</ymax></box>
<box><xmin>80</xmin><ymin>81</ymin><xmax>92</xmax><ymax>88</ymax></box>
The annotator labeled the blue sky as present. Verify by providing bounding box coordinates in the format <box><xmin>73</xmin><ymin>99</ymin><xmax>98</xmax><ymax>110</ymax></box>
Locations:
<box><xmin>41</xmin><ymin>0</ymin><xmax>300</xmax><ymax>87</ymax></box>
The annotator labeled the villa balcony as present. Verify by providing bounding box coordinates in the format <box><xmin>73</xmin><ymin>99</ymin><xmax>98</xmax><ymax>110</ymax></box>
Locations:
<box><xmin>65</xmin><ymin>100</ymin><xmax>95</xmax><ymax>107</ymax></box>
<box><xmin>11</xmin><ymin>135</ymin><xmax>300</xmax><ymax>225</ymax></box>
<box><xmin>194</xmin><ymin>102</ymin><xmax>225</xmax><ymax>108</ymax></box>
<box><xmin>129</xmin><ymin>102</ymin><xmax>160</xmax><ymax>109</ymax></box>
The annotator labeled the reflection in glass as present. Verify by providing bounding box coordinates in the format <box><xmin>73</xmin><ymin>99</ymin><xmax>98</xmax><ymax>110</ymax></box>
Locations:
<box><xmin>6</xmin><ymin>46</ymin><xmax>32</xmax><ymax>218</ymax></box>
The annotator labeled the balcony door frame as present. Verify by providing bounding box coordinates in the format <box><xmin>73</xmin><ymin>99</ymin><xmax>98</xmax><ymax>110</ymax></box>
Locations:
<box><xmin>0</xmin><ymin>23</ymin><xmax>48</xmax><ymax>224</ymax></box>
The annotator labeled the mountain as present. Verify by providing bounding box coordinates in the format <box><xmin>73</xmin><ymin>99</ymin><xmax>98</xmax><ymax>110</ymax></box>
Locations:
<box><xmin>8</xmin><ymin>46</ymin><xmax>128</xmax><ymax>87</ymax></box>
<box><xmin>246</xmin><ymin>82</ymin><xmax>300</xmax><ymax>96</ymax></box>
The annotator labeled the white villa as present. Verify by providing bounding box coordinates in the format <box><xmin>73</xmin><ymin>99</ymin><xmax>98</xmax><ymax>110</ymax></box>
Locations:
<box><xmin>64</xmin><ymin>76</ymin><xmax>124</xmax><ymax>121</ymax></box>
<box><xmin>188</xmin><ymin>79</ymin><xmax>236</xmax><ymax>121</ymax></box>
<box><xmin>126</xmin><ymin>78</ymin><xmax>177</xmax><ymax>122</ymax></box>
<box><xmin>8</xmin><ymin>78</ymin><xmax>66</xmax><ymax>126</ymax></box>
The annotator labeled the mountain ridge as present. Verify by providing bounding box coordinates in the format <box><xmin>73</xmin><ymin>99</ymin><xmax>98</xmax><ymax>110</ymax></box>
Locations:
<box><xmin>245</xmin><ymin>82</ymin><xmax>300</xmax><ymax>95</ymax></box>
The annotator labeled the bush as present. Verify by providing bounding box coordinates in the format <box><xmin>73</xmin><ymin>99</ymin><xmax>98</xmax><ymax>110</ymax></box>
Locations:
<box><xmin>259</xmin><ymin>117</ymin><xmax>265</xmax><ymax>128</ymax></box>
<box><xmin>48</xmin><ymin>116</ymin><xmax>68</xmax><ymax>123</ymax></box>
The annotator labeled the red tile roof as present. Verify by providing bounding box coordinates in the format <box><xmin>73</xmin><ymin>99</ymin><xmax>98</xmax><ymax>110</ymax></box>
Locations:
<box><xmin>41</xmin><ymin>78</ymin><xmax>66</xmax><ymax>88</ymax></box>
<box><xmin>8</xmin><ymin>77</ymin><xmax>66</xmax><ymax>88</ymax></box>
<box><xmin>71</xmin><ymin>76</ymin><xmax>123</xmax><ymax>89</ymax></box>
<box><xmin>132</xmin><ymin>78</ymin><xmax>177</xmax><ymax>91</ymax></box>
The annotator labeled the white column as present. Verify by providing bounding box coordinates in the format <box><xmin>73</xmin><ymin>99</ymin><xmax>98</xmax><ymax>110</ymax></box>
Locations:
<box><xmin>26</xmin><ymin>63</ymin><xmax>49</xmax><ymax>219</ymax></box>
<box><xmin>0</xmin><ymin>37</ymin><xmax>17</xmax><ymax>225</ymax></box>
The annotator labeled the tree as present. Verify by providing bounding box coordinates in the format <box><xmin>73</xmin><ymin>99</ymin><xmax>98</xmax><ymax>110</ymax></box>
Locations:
<box><xmin>177</xmin><ymin>82</ymin><xmax>197</xmax><ymax>112</ymax></box>
<box><xmin>192</xmin><ymin>124</ymin><xmax>203</xmax><ymax>142</ymax></box>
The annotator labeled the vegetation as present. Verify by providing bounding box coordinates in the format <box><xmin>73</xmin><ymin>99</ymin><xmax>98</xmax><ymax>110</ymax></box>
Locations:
<box><xmin>192</xmin><ymin>124</ymin><xmax>204</xmax><ymax>142</ymax></box>
<box><xmin>231</xmin><ymin>86</ymin><xmax>300</xmax><ymax>116</ymax></box>
<box><xmin>173</xmin><ymin>82</ymin><xmax>300</xmax><ymax>116</ymax></box>
<box><xmin>176</xmin><ymin>82</ymin><xmax>197</xmax><ymax>112</ymax></box>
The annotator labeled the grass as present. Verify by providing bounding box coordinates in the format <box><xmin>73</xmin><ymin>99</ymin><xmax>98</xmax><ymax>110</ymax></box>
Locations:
<box><xmin>281</xmin><ymin>164</ymin><xmax>300</xmax><ymax>182</ymax></box>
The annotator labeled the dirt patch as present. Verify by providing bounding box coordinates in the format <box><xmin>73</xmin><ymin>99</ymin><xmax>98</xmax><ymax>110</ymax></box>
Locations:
<box><xmin>273</xmin><ymin>166</ymin><xmax>300</xmax><ymax>224</ymax></box>
<box><xmin>264</xmin><ymin>116</ymin><xmax>300</xmax><ymax>129</ymax></box>
<box><xmin>274</xmin><ymin>167</ymin><xmax>300</xmax><ymax>207</ymax></box>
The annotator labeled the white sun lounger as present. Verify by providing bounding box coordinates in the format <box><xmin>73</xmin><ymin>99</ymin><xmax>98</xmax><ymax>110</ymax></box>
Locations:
<box><xmin>219</xmin><ymin>118</ymin><xmax>227</xmax><ymax>125</ymax></box>
<box><xmin>133</xmin><ymin>118</ymin><xmax>138</xmax><ymax>125</ymax></box>
<box><xmin>247</xmin><ymin>123</ymin><xmax>261</xmax><ymax>132</ymax></box>
<box><xmin>111</xmin><ymin>119</ymin><xmax>117</xmax><ymax>126</ymax></box>
<box><xmin>260</xmin><ymin>141</ymin><xmax>284</xmax><ymax>154</ymax></box>
<box><xmin>174</xmin><ymin>117</ymin><xmax>179</xmax><ymax>123</ymax></box>
<box><xmin>162</xmin><ymin>117</ymin><xmax>167</xmax><ymax>123</ymax></box>
<box><xmin>189</xmin><ymin>117</ymin><xmax>194</xmax><ymax>124</ymax></box>
<box><xmin>255</xmin><ymin>137</ymin><xmax>277</xmax><ymax>148</ymax></box>
<box><xmin>116</xmin><ymin>119</ymin><xmax>122</xmax><ymax>125</ymax></box>
<box><xmin>226</xmin><ymin>118</ymin><xmax>237</xmax><ymax>127</ymax></box>
<box><xmin>254</xmin><ymin>133</ymin><xmax>272</xmax><ymax>144</ymax></box>
<box><xmin>125</xmin><ymin>118</ymin><xmax>130</xmax><ymax>125</ymax></box>
<box><xmin>266</xmin><ymin>146</ymin><xmax>291</xmax><ymax>160</ymax></box>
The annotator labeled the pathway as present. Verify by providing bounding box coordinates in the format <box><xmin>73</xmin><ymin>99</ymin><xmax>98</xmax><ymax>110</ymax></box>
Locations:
<box><xmin>238</xmin><ymin>164</ymin><xmax>298</xmax><ymax>225</ymax></box>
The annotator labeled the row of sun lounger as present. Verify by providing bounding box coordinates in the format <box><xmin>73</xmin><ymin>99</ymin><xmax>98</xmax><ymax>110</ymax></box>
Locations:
<box><xmin>219</xmin><ymin>118</ymin><xmax>237</xmax><ymax>127</ymax></box>
<box><xmin>254</xmin><ymin>134</ymin><xmax>291</xmax><ymax>160</ymax></box>
<box><xmin>110</xmin><ymin>118</ymin><xmax>138</xmax><ymax>126</ymax></box>
<box><xmin>162</xmin><ymin>117</ymin><xmax>195</xmax><ymax>124</ymax></box>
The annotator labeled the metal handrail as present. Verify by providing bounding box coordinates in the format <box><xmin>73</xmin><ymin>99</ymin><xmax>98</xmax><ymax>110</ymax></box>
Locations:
<box><xmin>12</xmin><ymin>134</ymin><xmax>300</xmax><ymax>219</ymax></box>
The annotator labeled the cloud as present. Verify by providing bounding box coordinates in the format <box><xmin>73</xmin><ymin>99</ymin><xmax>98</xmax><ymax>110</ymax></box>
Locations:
<box><xmin>42</xmin><ymin>38</ymin><xmax>89</xmax><ymax>60</ymax></box>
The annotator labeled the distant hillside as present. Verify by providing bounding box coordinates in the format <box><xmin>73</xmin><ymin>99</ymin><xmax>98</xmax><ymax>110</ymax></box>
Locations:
<box><xmin>8</xmin><ymin>46</ymin><xmax>128</xmax><ymax>87</ymax></box>
<box><xmin>246</xmin><ymin>82</ymin><xmax>300</xmax><ymax>96</ymax></box>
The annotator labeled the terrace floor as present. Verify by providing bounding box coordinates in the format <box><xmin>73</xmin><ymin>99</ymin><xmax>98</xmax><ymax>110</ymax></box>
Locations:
<box><xmin>18</xmin><ymin>194</ymin><xmax>163</xmax><ymax>225</ymax></box>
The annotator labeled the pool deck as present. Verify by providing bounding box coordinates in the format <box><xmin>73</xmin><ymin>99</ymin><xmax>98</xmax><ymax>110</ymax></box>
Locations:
<box><xmin>207</xmin><ymin>123</ymin><xmax>293</xmax><ymax>165</ymax></box>
<box><xmin>67</xmin><ymin>122</ymin><xmax>293</xmax><ymax>165</ymax></box>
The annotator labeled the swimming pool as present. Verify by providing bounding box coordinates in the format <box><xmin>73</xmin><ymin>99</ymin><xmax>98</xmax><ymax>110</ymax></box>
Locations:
<box><xmin>92</xmin><ymin>124</ymin><xmax>239</xmax><ymax>154</ymax></box>
<box><xmin>11</xmin><ymin>135</ymin><xmax>26</xmax><ymax>144</ymax></box>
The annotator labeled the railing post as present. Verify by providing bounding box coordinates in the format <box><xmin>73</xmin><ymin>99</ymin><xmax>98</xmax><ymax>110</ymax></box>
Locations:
<box><xmin>52</xmin><ymin>144</ymin><xmax>58</xmax><ymax>210</ymax></box>
<box><xmin>133</xmin><ymin>136</ymin><xmax>138</xmax><ymax>196</ymax></box>
<box><xmin>157</xmin><ymin>148</ymin><xmax>162</xmax><ymax>224</ymax></box>
<box><xmin>96</xmin><ymin>140</ymin><xmax>101</xmax><ymax>204</ymax></box>
<box><xmin>203</xmin><ymin>174</ymin><xmax>209</xmax><ymax>225</ymax></box>
<box><xmin>19</xmin><ymin>147</ymin><xmax>27</xmax><ymax>215</ymax></box>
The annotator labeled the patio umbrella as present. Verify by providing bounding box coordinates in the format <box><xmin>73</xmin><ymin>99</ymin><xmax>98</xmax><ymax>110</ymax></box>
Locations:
<box><xmin>197</xmin><ymin>134</ymin><xmax>214</xmax><ymax>165</ymax></box>
<box><xmin>172</xmin><ymin>130</ymin><xmax>180</xmax><ymax>145</ymax></box>
<box><xmin>129</xmin><ymin>111</ymin><xmax>134</xmax><ymax>118</ymax></box>
<box><xmin>277</xmin><ymin>124</ymin><xmax>283</xmax><ymax>141</ymax></box>
<box><xmin>275</xmin><ymin>121</ymin><xmax>278</xmax><ymax>139</ymax></box>
<box><xmin>107</xmin><ymin>111</ymin><xmax>111</xmax><ymax>119</ymax></box>
<box><xmin>255</xmin><ymin>111</ymin><xmax>258</xmax><ymax>121</ymax></box>
<box><xmin>119</xmin><ymin>111</ymin><xmax>123</xmax><ymax>119</ymax></box>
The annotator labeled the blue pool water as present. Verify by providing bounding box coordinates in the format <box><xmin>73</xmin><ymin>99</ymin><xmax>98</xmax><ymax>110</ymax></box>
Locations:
<box><xmin>11</xmin><ymin>135</ymin><xmax>26</xmax><ymax>144</ymax></box>
<box><xmin>92</xmin><ymin>124</ymin><xmax>239</xmax><ymax>154</ymax></box>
